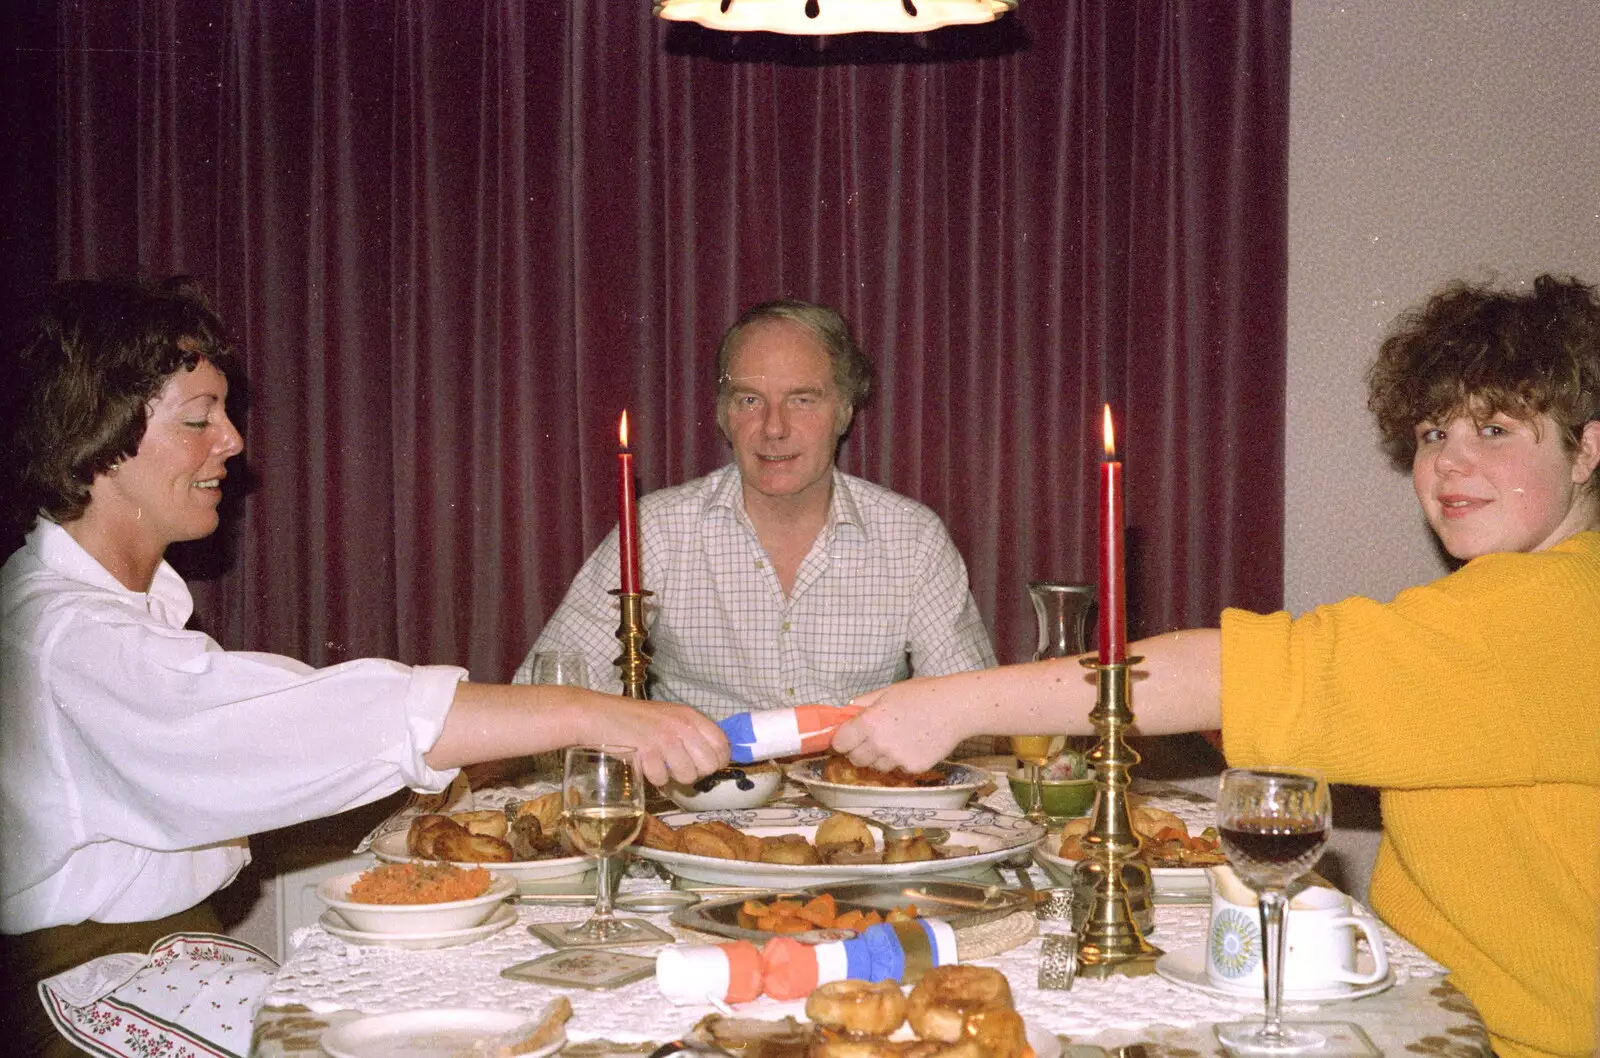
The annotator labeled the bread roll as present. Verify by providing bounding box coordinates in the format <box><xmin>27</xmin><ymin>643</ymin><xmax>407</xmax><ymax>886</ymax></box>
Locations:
<box><xmin>451</xmin><ymin>809</ymin><xmax>508</xmax><ymax>840</ymax></box>
<box><xmin>515</xmin><ymin>791</ymin><xmax>564</xmax><ymax>831</ymax></box>
<box><xmin>805</xmin><ymin>979</ymin><xmax>907</xmax><ymax>1036</ymax></box>
<box><xmin>905</xmin><ymin>965</ymin><xmax>1014</xmax><ymax>1043</ymax></box>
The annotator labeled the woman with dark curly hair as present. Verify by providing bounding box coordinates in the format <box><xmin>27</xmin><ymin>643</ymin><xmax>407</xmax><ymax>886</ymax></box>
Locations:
<box><xmin>0</xmin><ymin>278</ymin><xmax>728</xmax><ymax>1057</ymax></box>
<box><xmin>835</xmin><ymin>275</ymin><xmax>1600</xmax><ymax>1058</ymax></box>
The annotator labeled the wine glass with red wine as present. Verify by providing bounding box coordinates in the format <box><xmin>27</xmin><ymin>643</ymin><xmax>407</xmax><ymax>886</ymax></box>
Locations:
<box><xmin>1214</xmin><ymin>767</ymin><xmax>1334</xmax><ymax>1053</ymax></box>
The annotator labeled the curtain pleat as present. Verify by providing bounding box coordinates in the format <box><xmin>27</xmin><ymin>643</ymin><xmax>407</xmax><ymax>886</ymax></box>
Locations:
<box><xmin>45</xmin><ymin>0</ymin><xmax>1287</xmax><ymax>682</ymax></box>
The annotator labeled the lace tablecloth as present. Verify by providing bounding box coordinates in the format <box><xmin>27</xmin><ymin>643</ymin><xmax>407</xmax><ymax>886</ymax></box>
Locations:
<box><xmin>252</xmin><ymin>781</ymin><xmax>1491</xmax><ymax>1057</ymax></box>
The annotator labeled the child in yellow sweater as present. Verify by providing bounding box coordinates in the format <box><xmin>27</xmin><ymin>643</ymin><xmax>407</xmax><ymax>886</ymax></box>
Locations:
<box><xmin>835</xmin><ymin>274</ymin><xmax>1600</xmax><ymax>1058</ymax></box>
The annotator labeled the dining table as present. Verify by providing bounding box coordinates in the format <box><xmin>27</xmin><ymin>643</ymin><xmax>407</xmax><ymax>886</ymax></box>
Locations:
<box><xmin>249</xmin><ymin>769</ymin><xmax>1493</xmax><ymax>1057</ymax></box>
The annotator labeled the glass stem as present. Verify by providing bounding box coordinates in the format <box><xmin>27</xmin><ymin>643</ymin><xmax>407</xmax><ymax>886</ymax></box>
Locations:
<box><xmin>1028</xmin><ymin>762</ymin><xmax>1045</xmax><ymax>823</ymax></box>
<box><xmin>1257</xmin><ymin>886</ymin><xmax>1290</xmax><ymax>1038</ymax></box>
<box><xmin>591</xmin><ymin>853</ymin><xmax>617</xmax><ymax>922</ymax></box>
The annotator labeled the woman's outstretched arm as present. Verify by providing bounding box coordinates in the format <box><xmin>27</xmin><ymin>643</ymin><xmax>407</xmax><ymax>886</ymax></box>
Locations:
<box><xmin>425</xmin><ymin>682</ymin><xmax>729</xmax><ymax>786</ymax></box>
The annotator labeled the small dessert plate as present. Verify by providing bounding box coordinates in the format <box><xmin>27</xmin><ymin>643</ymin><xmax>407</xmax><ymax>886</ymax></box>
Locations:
<box><xmin>321</xmin><ymin>1008</ymin><xmax>565</xmax><ymax>1058</ymax></box>
<box><xmin>318</xmin><ymin>903</ymin><xmax>517</xmax><ymax>950</ymax></box>
<box><xmin>1155</xmin><ymin>944</ymin><xmax>1396</xmax><ymax>1003</ymax></box>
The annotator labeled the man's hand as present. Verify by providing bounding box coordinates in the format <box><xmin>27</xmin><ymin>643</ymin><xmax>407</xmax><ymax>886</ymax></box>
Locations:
<box><xmin>591</xmin><ymin>699</ymin><xmax>730</xmax><ymax>787</ymax></box>
<box><xmin>830</xmin><ymin>678</ymin><xmax>965</xmax><ymax>774</ymax></box>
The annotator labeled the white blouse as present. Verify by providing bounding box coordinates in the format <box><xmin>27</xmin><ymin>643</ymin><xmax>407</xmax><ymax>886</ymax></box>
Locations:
<box><xmin>0</xmin><ymin>520</ymin><xmax>464</xmax><ymax>933</ymax></box>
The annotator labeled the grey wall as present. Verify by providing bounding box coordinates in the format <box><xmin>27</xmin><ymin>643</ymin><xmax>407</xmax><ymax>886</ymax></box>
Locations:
<box><xmin>1288</xmin><ymin>0</ymin><xmax>1600</xmax><ymax>612</ymax></box>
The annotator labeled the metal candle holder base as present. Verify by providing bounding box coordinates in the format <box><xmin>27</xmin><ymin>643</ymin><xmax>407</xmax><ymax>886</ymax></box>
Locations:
<box><xmin>610</xmin><ymin>589</ymin><xmax>652</xmax><ymax>699</ymax></box>
<box><xmin>1073</xmin><ymin>654</ymin><xmax>1161</xmax><ymax>977</ymax></box>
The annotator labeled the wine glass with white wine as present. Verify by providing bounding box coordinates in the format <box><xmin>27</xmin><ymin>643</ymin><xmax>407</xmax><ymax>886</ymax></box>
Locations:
<box><xmin>1011</xmin><ymin>734</ymin><xmax>1066</xmax><ymax>825</ymax></box>
<box><xmin>557</xmin><ymin>745</ymin><xmax>646</xmax><ymax>942</ymax></box>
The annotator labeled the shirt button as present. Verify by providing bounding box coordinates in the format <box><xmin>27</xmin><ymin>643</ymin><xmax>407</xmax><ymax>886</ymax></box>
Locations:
<box><xmin>782</xmin><ymin>622</ymin><xmax>791</xmax><ymax>632</ymax></box>
<box><xmin>754</xmin><ymin>559</ymin><xmax>765</xmax><ymax>569</ymax></box>
<box><xmin>786</xmin><ymin>688</ymin><xmax>795</xmax><ymax>696</ymax></box>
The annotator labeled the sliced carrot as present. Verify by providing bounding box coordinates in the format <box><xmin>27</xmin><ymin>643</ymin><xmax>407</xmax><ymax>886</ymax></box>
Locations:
<box><xmin>833</xmin><ymin>909</ymin><xmax>867</xmax><ymax>931</ymax></box>
<box><xmin>798</xmin><ymin>893</ymin><xmax>837</xmax><ymax>924</ymax></box>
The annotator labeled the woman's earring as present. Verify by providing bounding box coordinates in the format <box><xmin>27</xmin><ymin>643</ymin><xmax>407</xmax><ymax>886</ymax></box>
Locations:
<box><xmin>108</xmin><ymin>462</ymin><xmax>121</xmax><ymax>474</ymax></box>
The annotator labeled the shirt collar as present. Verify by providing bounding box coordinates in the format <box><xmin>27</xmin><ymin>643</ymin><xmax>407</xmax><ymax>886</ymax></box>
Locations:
<box><xmin>704</xmin><ymin>465</ymin><xmax>866</xmax><ymax>540</ymax></box>
<box><xmin>27</xmin><ymin>518</ymin><xmax>194</xmax><ymax>627</ymax></box>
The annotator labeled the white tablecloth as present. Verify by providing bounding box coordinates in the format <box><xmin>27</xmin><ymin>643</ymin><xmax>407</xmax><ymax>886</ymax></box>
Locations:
<box><xmin>252</xmin><ymin>779</ymin><xmax>1488</xmax><ymax>1057</ymax></box>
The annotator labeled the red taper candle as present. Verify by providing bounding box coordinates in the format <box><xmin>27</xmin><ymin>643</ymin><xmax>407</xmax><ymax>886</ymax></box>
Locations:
<box><xmin>617</xmin><ymin>411</ymin><xmax>641</xmax><ymax>594</ymax></box>
<box><xmin>1096</xmin><ymin>404</ymin><xmax>1127</xmax><ymax>663</ymax></box>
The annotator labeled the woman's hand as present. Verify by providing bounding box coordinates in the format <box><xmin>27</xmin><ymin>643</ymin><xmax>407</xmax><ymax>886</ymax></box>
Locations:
<box><xmin>593</xmin><ymin>699</ymin><xmax>730</xmax><ymax>787</ymax></box>
<box><xmin>830</xmin><ymin>678</ymin><xmax>967</xmax><ymax>774</ymax></box>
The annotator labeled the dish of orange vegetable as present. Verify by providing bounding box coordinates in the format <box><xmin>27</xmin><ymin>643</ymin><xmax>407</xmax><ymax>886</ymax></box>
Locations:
<box><xmin>736</xmin><ymin>892</ymin><xmax>921</xmax><ymax>934</ymax></box>
<box><xmin>671</xmin><ymin>879</ymin><xmax>1028</xmax><ymax>944</ymax></box>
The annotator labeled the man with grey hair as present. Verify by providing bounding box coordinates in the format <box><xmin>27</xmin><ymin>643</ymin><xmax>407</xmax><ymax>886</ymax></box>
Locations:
<box><xmin>515</xmin><ymin>298</ymin><xmax>995</xmax><ymax>725</ymax></box>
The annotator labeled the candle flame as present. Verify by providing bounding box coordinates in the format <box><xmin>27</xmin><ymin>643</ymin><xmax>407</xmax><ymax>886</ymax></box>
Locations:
<box><xmin>1102</xmin><ymin>404</ymin><xmax>1116</xmax><ymax>459</ymax></box>
<box><xmin>619</xmin><ymin>410</ymin><xmax>630</xmax><ymax>449</ymax></box>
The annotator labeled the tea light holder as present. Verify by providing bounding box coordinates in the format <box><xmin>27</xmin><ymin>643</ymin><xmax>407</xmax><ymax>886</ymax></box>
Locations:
<box><xmin>611</xmin><ymin>589</ymin><xmax>653</xmax><ymax>699</ymax></box>
<box><xmin>1072</xmin><ymin>654</ymin><xmax>1161</xmax><ymax>976</ymax></box>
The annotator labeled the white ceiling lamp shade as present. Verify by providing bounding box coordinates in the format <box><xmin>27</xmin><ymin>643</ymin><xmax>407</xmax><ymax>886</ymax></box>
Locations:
<box><xmin>653</xmin><ymin>0</ymin><xmax>1017</xmax><ymax>35</ymax></box>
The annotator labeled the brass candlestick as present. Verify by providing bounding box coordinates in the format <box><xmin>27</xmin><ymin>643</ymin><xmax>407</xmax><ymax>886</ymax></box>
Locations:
<box><xmin>1073</xmin><ymin>653</ymin><xmax>1161</xmax><ymax>977</ymax></box>
<box><xmin>610</xmin><ymin>589</ymin><xmax>652</xmax><ymax>699</ymax></box>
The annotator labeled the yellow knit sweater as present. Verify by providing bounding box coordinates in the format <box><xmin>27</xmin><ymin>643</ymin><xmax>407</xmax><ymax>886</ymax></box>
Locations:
<box><xmin>1221</xmin><ymin>532</ymin><xmax>1600</xmax><ymax>1058</ymax></box>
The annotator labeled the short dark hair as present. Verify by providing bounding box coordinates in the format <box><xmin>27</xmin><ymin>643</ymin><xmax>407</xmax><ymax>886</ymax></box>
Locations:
<box><xmin>715</xmin><ymin>299</ymin><xmax>873</xmax><ymax>429</ymax></box>
<box><xmin>9</xmin><ymin>276</ymin><xmax>234</xmax><ymax>527</ymax></box>
<box><xmin>1367</xmin><ymin>273</ymin><xmax>1600</xmax><ymax>494</ymax></box>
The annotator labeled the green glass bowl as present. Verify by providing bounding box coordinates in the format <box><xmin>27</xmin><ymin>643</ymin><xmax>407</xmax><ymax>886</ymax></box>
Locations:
<box><xmin>1008</xmin><ymin>773</ymin><xmax>1096</xmax><ymax>818</ymax></box>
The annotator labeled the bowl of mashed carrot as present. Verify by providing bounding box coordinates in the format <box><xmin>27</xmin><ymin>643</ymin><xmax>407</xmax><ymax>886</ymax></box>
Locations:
<box><xmin>317</xmin><ymin>862</ymin><xmax>515</xmax><ymax>933</ymax></box>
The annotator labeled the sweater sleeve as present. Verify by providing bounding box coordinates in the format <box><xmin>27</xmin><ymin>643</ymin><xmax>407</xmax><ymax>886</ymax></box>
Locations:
<box><xmin>1221</xmin><ymin>542</ymin><xmax>1600</xmax><ymax>789</ymax></box>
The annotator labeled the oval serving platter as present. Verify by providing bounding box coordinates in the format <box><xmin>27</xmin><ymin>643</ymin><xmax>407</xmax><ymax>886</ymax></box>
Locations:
<box><xmin>671</xmin><ymin>876</ymin><xmax>1029</xmax><ymax>943</ymax></box>
<box><xmin>630</xmin><ymin>805</ymin><xmax>1042</xmax><ymax>888</ymax></box>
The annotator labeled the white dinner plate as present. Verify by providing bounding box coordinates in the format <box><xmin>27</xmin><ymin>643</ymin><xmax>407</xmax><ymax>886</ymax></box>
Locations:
<box><xmin>632</xmin><ymin>806</ymin><xmax>1043</xmax><ymax>887</ymax></box>
<box><xmin>786</xmin><ymin>757</ymin><xmax>990</xmax><ymax>810</ymax></box>
<box><xmin>1032</xmin><ymin>843</ymin><xmax>1212</xmax><ymax>896</ymax></box>
<box><xmin>1155</xmin><ymin>944</ymin><xmax>1395</xmax><ymax>1004</ymax></box>
<box><xmin>318</xmin><ymin>903</ymin><xmax>517</xmax><ymax>950</ymax></box>
<box><xmin>371</xmin><ymin>831</ymin><xmax>593</xmax><ymax>892</ymax></box>
<box><xmin>321</xmin><ymin>1007</ymin><xmax>565</xmax><ymax>1058</ymax></box>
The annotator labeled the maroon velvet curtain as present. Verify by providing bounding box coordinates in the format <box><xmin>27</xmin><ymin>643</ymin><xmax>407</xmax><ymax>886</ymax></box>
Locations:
<box><xmin>42</xmin><ymin>0</ymin><xmax>1288</xmax><ymax>679</ymax></box>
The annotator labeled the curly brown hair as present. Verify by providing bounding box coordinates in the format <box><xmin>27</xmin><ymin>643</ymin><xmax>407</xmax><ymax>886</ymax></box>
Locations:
<box><xmin>1366</xmin><ymin>274</ymin><xmax>1600</xmax><ymax>494</ymax></box>
<box><xmin>8</xmin><ymin>276</ymin><xmax>234</xmax><ymax>529</ymax></box>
